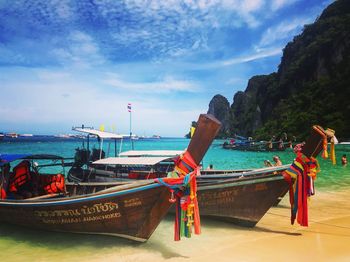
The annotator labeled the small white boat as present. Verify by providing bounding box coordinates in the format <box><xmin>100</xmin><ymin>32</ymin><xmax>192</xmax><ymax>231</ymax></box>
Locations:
<box><xmin>19</xmin><ymin>134</ymin><xmax>33</xmax><ymax>137</ymax></box>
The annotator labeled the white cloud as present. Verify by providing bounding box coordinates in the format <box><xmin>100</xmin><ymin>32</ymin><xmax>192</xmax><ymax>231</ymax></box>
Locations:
<box><xmin>219</xmin><ymin>0</ymin><xmax>265</xmax><ymax>27</ymax></box>
<box><xmin>181</xmin><ymin>0</ymin><xmax>264</xmax><ymax>14</ymax></box>
<box><xmin>36</xmin><ymin>70</ymin><xmax>71</xmax><ymax>81</ymax></box>
<box><xmin>270</xmin><ymin>0</ymin><xmax>300</xmax><ymax>11</ymax></box>
<box><xmin>51</xmin><ymin>0</ymin><xmax>73</xmax><ymax>20</ymax></box>
<box><xmin>195</xmin><ymin>46</ymin><xmax>282</xmax><ymax>69</ymax></box>
<box><xmin>130</xmin><ymin>106</ymin><xmax>204</xmax><ymax>137</ymax></box>
<box><xmin>258</xmin><ymin>17</ymin><xmax>311</xmax><ymax>47</ymax></box>
<box><xmin>225</xmin><ymin>77</ymin><xmax>246</xmax><ymax>85</ymax></box>
<box><xmin>222</xmin><ymin>47</ymin><xmax>282</xmax><ymax>66</ymax></box>
<box><xmin>0</xmin><ymin>0</ymin><xmax>275</xmax><ymax>67</ymax></box>
<box><xmin>104</xmin><ymin>74</ymin><xmax>199</xmax><ymax>93</ymax></box>
<box><xmin>0</xmin><ymin>67</ymin><xmax>205</xmax><ymax>136</ymax></box>
<box><xmin>51</xmin><ymin>31</ymin><xmax>106</xmax><ymax>68</ymax></box>
<box><xmin>96</xmin><ymin>0</ymin><xmax>267</xmax><ymax>54</ymax></box>
<box><xmin>239</xmin><ymin>0</ymin><xmax>264</xmax><ymax>13</ymax></box>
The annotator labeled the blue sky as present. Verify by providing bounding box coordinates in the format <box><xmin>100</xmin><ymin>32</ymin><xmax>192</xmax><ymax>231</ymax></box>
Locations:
<box><xmin>0</xmin><ymin>0</ymin><xmax>332</xmax><ymax>136</ymax></box>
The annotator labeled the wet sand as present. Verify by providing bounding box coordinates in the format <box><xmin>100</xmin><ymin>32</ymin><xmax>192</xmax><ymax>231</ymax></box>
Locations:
<box><xmin>90</xmin><ymin>189</ymin><xmax>350</xmax><ymax>262</ymax></box>
<box><xmin>1</xmin><ymin>189</ymin><xmax>349</xmax><ymax>262</ymax></box>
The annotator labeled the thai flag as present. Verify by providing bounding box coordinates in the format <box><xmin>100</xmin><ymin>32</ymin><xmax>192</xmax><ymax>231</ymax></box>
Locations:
<box><xmin>127</xmin><ymin>103</ymin><xmax>132</xmax><ymax>112</ymax></box>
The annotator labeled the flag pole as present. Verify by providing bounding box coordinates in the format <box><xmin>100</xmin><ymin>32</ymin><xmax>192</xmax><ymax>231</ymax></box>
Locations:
<box><xmin>128</xmin><ymin>103</ymin><xmax>134</xmax><ymax>150</ymax></box>
<box><xmin>130</xmin><ymin>109</ymin><xmax>133</xmax><ymax>150</ymax></box>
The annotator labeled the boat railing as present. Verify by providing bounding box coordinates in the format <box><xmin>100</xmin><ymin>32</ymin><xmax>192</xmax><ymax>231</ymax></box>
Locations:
<box><xmin>199</xmin><ymin>164</ymin><xmax>289</xmax><ymax>180</ymax></box>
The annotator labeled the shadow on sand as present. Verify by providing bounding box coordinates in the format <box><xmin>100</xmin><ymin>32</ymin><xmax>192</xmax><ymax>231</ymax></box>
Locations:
<box><xmin>196</xmin><ymin>215</ymin><xmax>302</xmax><ymax>236</ymax></box>
<box><xmin>0</xmin><ymin>223</ymin><xmax>137</xmax><ymax>248</ymax></box>
<box><xmin>0</xmin><ymin>221</ymin><xmax>188</xmax><ymax>260</ymax></box>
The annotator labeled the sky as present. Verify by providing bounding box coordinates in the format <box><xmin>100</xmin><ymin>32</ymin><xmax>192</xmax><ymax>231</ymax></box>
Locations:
<box><xmin>0</xmin><ymin>0</ymin><xmax>332</xmax><ymax>136</ymax></box>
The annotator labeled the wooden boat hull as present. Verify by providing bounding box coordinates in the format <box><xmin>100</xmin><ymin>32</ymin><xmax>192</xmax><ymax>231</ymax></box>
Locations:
<box><xmin>84</xmin><ymin>166</ymin><xmax>289</xmax><ymax>227</ymax></box>
<box><xmin>0</xmin><ymin>113</ymin><xmax>222</xmax><ymax>242</ymax></box>
<box><xmin>0</xmin><ymin>183</ymin><xmax>171</xmax><ymax>242</ymax></box>
<box><xmin>197</xmin><ymin>175</ymin><xmax>288</xmax><ymax>227</ymax></box>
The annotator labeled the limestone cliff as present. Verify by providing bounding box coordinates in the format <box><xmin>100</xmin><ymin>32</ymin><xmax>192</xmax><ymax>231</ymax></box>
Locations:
<box><xmin>208</xmin><ymin>0</ymin><xmax>350</xmax><ymax>140</ymax></box>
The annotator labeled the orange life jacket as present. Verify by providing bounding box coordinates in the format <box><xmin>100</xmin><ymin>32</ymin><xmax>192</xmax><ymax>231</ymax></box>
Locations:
<box><xmin>8</xmin><ymin>160</ymin><xmax>31</xmax><ymax>193</ymax></box>
<box><xmin>40</xmin><ymin>174</ymin><xmax>65</xmax><ymax>194</ymax></box>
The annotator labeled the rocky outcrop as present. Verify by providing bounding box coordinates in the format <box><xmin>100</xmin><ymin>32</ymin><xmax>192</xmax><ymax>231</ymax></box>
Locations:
<box><xmin>229</xmin><ymin>75</ymin><xmax>272</xmax><ymax>137</ymax></box>
<box><xmin>207</xmin><ymin>94</ymin><xmax>230</xmax><ymax>137</ymax></box>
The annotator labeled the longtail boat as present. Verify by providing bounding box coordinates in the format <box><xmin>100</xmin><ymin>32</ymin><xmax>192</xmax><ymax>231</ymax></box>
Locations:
<box><xmin>196</xmin><ymin>125</ymin><xmax>335</xmax><ymax>226</ymax></box>
<box><xmin>89</xmin><ymin>151</ymin><xmax>291</xmax><ymax>227</ymax></box>
<box><xmin>89</xmin><ymin>126</ymin><xmax>334</xmax><ymax>227</ymax></box>
<box><xmin>0</xmin><ymin>114</ymin><xmax>221</xmax><ymax>241</ymax></box>
<box><xmin>0</xmin><ymin>154</ymin><xmax>172</xmax><ymax>242</ymax></box>
<box><xmin>88</xmin><ymin>158</ymin><xmax>290</xmax><ymax>227</ymax></box>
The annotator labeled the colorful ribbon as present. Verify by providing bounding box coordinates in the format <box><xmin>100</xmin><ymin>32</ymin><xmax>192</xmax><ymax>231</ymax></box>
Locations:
<box><xmin>155</xmin><ymin>151</ymin><xmax>201</xmax><ymax>241</ymax></box>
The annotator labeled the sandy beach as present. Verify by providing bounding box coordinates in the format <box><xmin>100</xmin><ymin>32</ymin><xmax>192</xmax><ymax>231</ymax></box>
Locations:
<box><xmin>1</xmin><ymin>187</ymin><xmax>345</xmax><ymax>262</ymax></box>
<box><xmin>83</xmin><ymin>188</ymin><xmax>350</xmax><ymax>262</ymax></box>
<box><xmin>194</xmin><ymin>190</ymin><xmax>350</xmax><ymax>262</ymax></box>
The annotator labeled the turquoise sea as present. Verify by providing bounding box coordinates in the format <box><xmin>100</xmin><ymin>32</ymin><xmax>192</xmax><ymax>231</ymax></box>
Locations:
<box><xmin>0</xmin><ymin>137</ymin><xmax>349</xmax><ymax>261</ymax></box>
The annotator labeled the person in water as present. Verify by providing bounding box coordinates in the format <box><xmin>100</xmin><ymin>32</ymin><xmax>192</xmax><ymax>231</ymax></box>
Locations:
<box><xmin>207</xmin><ymin>164</ymin><xmax>214</xmax><ymax>170</ymax></box>
<box><xmin>341</xmin><ymin>155</ymin><xmax>347</xmax><ymax>165</ymax></box>
<box><xmin>278</xmin><ymin>138</ymin><xmax>284</xmax><ymax>149</ymax></box>
<box><xmin>264</xmin><ymin>160</ymin><xmax>272</xmax><ymax>167</ymax></box>
<box><xmin>272</xmin><ymin>156</ymin><xmax>282</xmax><ymax>166</ymax></box>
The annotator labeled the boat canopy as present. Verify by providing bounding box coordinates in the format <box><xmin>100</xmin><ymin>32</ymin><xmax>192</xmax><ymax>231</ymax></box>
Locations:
<box><xmin>73</xmin><ymin>127</ymin><xmax>123</xmax><ymax>139</ymax></box>
<box><xmin>0</xmin><ymin>154</ymin><xmax>64</xmax><ymax>167</ymax></box>
<box><xmin>92</xmin><ymin>156</ymin><xmax>174</xmax><ymax>166</ymax></box>
<box><xmin>119</xmin><ymin>150</ymin><xmax>183</xmax><ymax>157</ymax></box>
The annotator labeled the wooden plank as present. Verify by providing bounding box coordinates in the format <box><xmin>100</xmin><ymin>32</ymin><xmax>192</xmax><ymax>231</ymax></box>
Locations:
<box><xmin>186</xmin><ymin>114</ymin><xmax>221</xmax><ymax>165</ymax></box>
<box><xmin>302</xmin><ymin>125</ymin><xmax>334</xmax><ymax>158</ymax></box>
<box><xmin>23</xmin><ymin>193</ymin><xmax>61</xmax><ymax>200</ymax></box>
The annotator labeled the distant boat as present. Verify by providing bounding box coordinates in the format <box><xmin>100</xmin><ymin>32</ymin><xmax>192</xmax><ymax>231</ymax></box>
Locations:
<box><xmin>5</xmin><ymin>133</ymin><xmax>18</xmax><ymax>138</ymax></box>
<box><xmin>54</xmin><ymin>134</ymin><xmax>71</xmax><ymax>139</ymax></box>
<box><xmin>151</xmin><ymin>135</ymin><xmax>161</xmax><ymax>139</ymax></box>
<box><xmin>0</xmin><ymin>133</ymin><xmax>4</xmax><ymax>140</ymax></box>
<box><xmin>223</xmin><ymin>139</ymin><xmax>287</xmax><ymax>152</ymax></box>
<box><xmin>19</xmin><ymin>134</ymin><xmax>33</xmax><ymax>137</ymax></box>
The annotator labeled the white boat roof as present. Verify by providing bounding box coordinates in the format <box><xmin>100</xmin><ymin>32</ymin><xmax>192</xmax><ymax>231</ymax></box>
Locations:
<box><xmin>73</xmin><ymin>128</ymin><xmax>123</xmax><ymax>139</ymax></box>
<box><xmin>92</xmin><ymin>156</ymin><xmax>173</xmax><ymax>166</ymax></box>
<box><xmin>119</xmin><ymin>150</ymin><xmax>183</xmax><ymax>157</ymax></box>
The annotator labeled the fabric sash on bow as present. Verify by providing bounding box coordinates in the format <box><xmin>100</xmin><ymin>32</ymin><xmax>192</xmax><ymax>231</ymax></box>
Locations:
<box><xmin>282</xmin><ymin>125</ymin><xmax>335</xmax><ymax>227</ymax></box>
<box><xmin>155</xmin><ymin>151</ymin><xmax>201</xmax><ymax>241</ymax></box>
<box><xmin>282</xmin><ymin>156</ymin><xmax>314</xmax><ymax>226</ymax></box>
